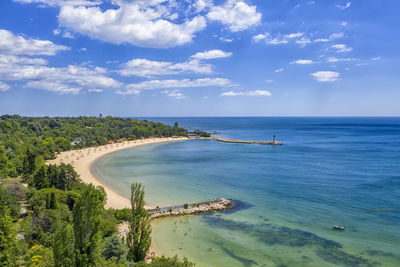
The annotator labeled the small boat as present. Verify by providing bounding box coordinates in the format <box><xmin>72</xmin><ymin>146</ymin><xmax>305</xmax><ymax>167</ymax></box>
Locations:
<box><xmin>332</xmin><ymin>225</ymin><xmax>345</xmax><ymax>231</ymax></box>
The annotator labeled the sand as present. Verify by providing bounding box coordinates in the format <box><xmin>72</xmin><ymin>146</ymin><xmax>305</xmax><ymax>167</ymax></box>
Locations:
<box><xmin>47</xmin><ymin>137</ymin><xmax>189</xmax><ymax>209</ymax></box>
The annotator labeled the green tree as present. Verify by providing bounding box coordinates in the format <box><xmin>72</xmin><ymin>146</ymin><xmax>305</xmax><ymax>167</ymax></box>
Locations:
<box><xmin>126</xmin><ymin>183</ymin><xmax>151</xmax><ymax>262</ymax></box>
<box><xmin>58</xmin><ymin>164</ymin><xmax>79</xmax><ymax>190</ymax></box>
<box><xmin>53</xmin><ymin>221</ymin><xmax>74</xmax><ymax>267</ymax></box>
<box><xmin>0</xmin><ymin>186</ymin><xmax>20</xmax><ymax>220</ymax></box>
<box><xmin>0</xmin><ymin>146</ymin><xmax>8</xmax><ymax>178</ymax></box>
<box><xmin>46</xmin><ymin>193</ymin><xmax>51</xmax><ymax>209</ymax></box>
<box><xmin>0</xmin><ymin>205</ymin><xmax>17</xmax><ymax>266</ymax></box>
<box><xmin>54</xmin><ymin>137</ymin><xmax>72</xmax><ymax>151</ymax></box>
<box><xmin>5</xmin><ymin>161</ymin><xmax>18</xmax><ymax>178</ymax></box>
<box><xmin>33</xmin><ymin>165</ymin><xmax>49</xmax><ymax>190</ymax></box>
<box><xmin>50</xmin><ymin>192</ymin><xmax>57</xmax><ymax>210</ymax></box>
<box><xmin>73</xmin><ymin>184</ymin><xmax>103</xmax><ymax>266</ymax></box>
<box><xmin>23</xmin><ymin>149</ymin><xmax>37</xmax><ymax>176</ymax></box>
<box><xmin>102</xmin><ymin>234</ymin><xmax>127</xmax><ymax>262</ymax></box>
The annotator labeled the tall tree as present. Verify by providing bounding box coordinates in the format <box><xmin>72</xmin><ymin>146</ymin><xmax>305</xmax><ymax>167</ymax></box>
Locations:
<box><xmin>49</xmin><ymin>192</ymin><xmax>57</xmax><ymax>210</ymax></box>
<box><xmin>33</xmin><ymin>165</ymin><xmax>49</xmax><ymax>190</ymax></box>
<box><xmin>102</xmin><ymin>234</ymin><xmax>127</xmax><ymax>262</ymax></box>
<box><xmin>73</xmin><ymin>184</ymin><xmax>103</xmax><ymax>266</ymax></box>
<box><xmin>126</xmin><ymin>183</ymin><xmax>152</xmax><ymax>262</ymax></box>
<box><xmin>23</xmin><ymin>149</ymin><xmax>36</xmax><ymax>176</ymax></box>
<box><xmin>0</xmin><ymin>205</ymin><xmax>17</xmax><ymax>266</ymax></box>
<box><xmin>0</xmin><ymin>146</ymin><xmax>8</xmax><ymax>178</ymax></box>
<box><xmin>53</xmin><ymin>221</ymin><xmax>74</xmax><ymax>267</ymax></box>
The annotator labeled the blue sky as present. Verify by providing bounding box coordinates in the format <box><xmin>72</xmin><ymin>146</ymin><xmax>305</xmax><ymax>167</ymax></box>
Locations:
<box><xmin>0</xmin><ymin>0</ymin><xmax>399</xmax><ymax>116</ymax></box>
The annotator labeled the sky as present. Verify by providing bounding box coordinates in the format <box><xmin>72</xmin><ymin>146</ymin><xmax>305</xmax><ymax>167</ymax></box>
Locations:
<box><xmin>0</xmin><ymin>0</ymin><xmax>399</xmax><ymax>117</ymax></box>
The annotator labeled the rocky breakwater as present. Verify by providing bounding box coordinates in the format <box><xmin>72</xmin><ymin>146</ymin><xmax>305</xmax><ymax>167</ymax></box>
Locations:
<box><xmin>149</xmin><ymin>198</ymin><xmax>236</xmax><ymax>219</ymax></box>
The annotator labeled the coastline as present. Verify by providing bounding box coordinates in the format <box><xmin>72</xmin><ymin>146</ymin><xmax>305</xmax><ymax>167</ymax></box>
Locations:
<box><xmin>46</xmin><ymin>137</ymin><xmax>189</xmax><ymax>209</ymax></box>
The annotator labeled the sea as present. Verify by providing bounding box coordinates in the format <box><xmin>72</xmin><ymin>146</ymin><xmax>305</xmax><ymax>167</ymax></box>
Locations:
<box><xmin>92</xmin><ymin>117</ymin><xmax>400</xmax><ymax>266</ymax></box>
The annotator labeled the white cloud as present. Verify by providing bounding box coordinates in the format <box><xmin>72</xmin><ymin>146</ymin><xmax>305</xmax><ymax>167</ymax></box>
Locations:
<box><xmin>193</xmin><ymin>0</ymin><xmax>212</xmax><ymax>12</ymax></box>
<box><xmin>247</xmin><ymin>90</ymin><xmax>271</xmax><ymax>96</ymax></box>
<box><xmin>313</xmin><ymin>32</ymin><xmax>344</xmax><ymax>43</ymax></box>
<box><xmin>14</xmin><ymin>0</ymin><xmax>102</xmax><ymax>7</ymax></box>
<box><xmin>311</xmin><ymin>71</ymin><xmax>340</xmax><ymax>82</ymax></box>
<box><xmin>118</xmin><ymin>77</ymin><xmax>235</xmax><ymax>95</ymax></box>
<box><xmin>191</xmin><ymin>49</ymin><xmax>232</xmax><ymax>60</ymax></box>
<box><xmin>313</xmin><ymin>38</ymin><xmax>329</xmax><ymax>43</ymax></box>
<box><xmin>329</xmin><ymin>32</ymin><xmax>344</xmax><ymax>40</ymax></box>
<box><xmin>0</xmin><ymin>29</ymin><xmax>121</xmax><ymax>94</ymax></box>
<box><xmin>58</xmin><ymin>1</ymin><xmax>207</xmax><ymax>48</ymax></box>
<box><xmin>221</xmin><ymin>90</ymin><xmax>271</xmax><ymax>96</ymax></box>
<box><xmin>291</xmin><ymin>59</ymin><xmax>314</xmax><ymax>65</ymax></box>
<box><xmin>267</xmin><ymin>35</ymin><xmax>288</xmax><ymax>45</ymax></box>
<box><xmin>341</xmin><ymin>21</ymin><xmax>348</xmax><ymax>26</ymax></box>
<box><xmin>25</xmin><ymin>80</ymin><xmax>81</xmax><ymax>94</ymax></box>
<box><xmin>275</xmin><ymin>68</ymin><xmax>284</xmax><ymax>72</ymax></box>
<box><xmin>254</xmin><ymin>32</ymin><xmax>311</xmax><ymax>46</ymax></box>
<box><xmin>372</xmin><ymin>57</ymin><xmax>381</xmax><ymax>61</ymax></box>
<box><xmin>252</xmin><ymin>33</ymin><xmax>268</xmax><ymax>42</ymax></box>
<box><xmin>0</xmin><ymin>81</ymin><xmax>10</xmax><ymax>92</ymax></box>
<box><xmin>0</xmin><ymin>57</ymin><xmax>121</xmax><ymax>94</ymax></box>
<box><xmin>88</xmin><ymin>88</ymin><xmax>103</xmax><ymax>93</ymax></box>
<box><xmin>296</xmin><ymin>37</ymin><xmax>311</xmax><ymax>46</ymax></box>
<box><xmin>337</xmin><ymin>2</ymin><xmax>351</xmax><ymax>10</ymax></box>
<box><xmin>119</xmin><ymin>58</ymin><xmax>212</xmax><ymax>77</ymax></box>
<box><xmin>0</xmin><ymin>54</ymin><xmax>48</xmax><ymax>65</ymax></box>
<box><xmin>163</xmin><ymin>89</ymin><xmax>186</xmax><ymax>99</ymax></box>
<box><xmin>0</xmin><ymin>29</ymin><xmax>69</xmax><ymax>56</ymax></box>
<box><xmin>219</xmin><ymin>37</ymin><xmax>233</xmax><ymax>43</ymax></box>
<box><xmin>284</xmin><ymin>32</ymin><xmax>304</xmax><ymax>39</ymax></box>
<box><xmin>207</xmin><ymin>0</ymin><xmax>261</xmax><ymax>32</ymax></box>
<box><xmin>62</xmin><ymin>31</ymin><xmax>75</xmax><ymax>39</ymax></box>
<box><xmin>332</xmin><ymin>44</ymin><xmax>352</xmax><ymax>53</ymax></box>
<box><xmin>119</xmin><ymin>50</ymin><xmax>231</xmax><ymax>77</ymax></box>
<box><xmin>327</xmin><ymin>57</ymin><xmax>354</xmax><ymax>63</ymax></box>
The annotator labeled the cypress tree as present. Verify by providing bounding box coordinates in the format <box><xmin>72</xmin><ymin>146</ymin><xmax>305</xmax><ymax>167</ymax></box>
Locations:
<box><xmin>50</xmin><ymin>192</ymin><xmax>57</xmax><ymax>209</ymax></box>
<box><xmin>33</xmin><ymin>165</ymin><xmax>49</xmax><ymax>190</ymax></box>
<box><xmin>0</xmin><ymin>205</ymin><xmax>17</xmax><ymax>266</ymax></box>
<box><xmin>46</xmin><ymin>193</ymin><xmax>51</xmax><ymax>209</ymax></box>
<box><xmin>126</xmin><ymin>183</ymin><xmax>152</xmax><ymax>262</ymax></box>
<box><xmin>47</xmin><ymin>164</ymin><xmax>60</xmax><ymax>189</ymax></box>
<box><xmin>23</xmin><ymin>149</ymin><xmax>36</xmax><ymax>175</ymax></box>
<box><xmin>73</xmin><ymin>184</ymin><xmax>103</xmax><ymax>266</ymax></box>
<box><xmin>0</xmin><ymin>146</ymin><xmax>8</xmax><ymax>178</ymax></box>
<box><xmin>53</xmin><ymin>221</ymin><xmax>74</xmax><ymax>267</ymax></box>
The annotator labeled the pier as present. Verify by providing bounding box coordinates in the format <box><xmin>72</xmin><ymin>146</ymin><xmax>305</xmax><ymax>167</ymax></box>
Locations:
<box><xmin>147</xmin><ymin>198</ymin><xmax>236</xmax><ymax>219</ymax></box>
<box><xmin>212</xmin><ymin>136</ymin><xmax>282</xmax><ymax>145</ymax></box>
<box><xmin>118</xmin><ymin>198</ymin><xmax>237</xmax><ymax>239</ymax></box>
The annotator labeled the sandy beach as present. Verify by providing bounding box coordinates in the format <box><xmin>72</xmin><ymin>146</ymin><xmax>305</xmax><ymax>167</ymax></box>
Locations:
<box><xmin>47</xmin><ymin>137</ymin><xmax>189</xmax><ymax>209</ymax></box>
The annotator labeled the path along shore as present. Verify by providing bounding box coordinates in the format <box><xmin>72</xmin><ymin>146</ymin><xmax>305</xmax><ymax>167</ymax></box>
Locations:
<box><xmin>46</xmin><ymin>137</ymin><xmax>189</xmax><ymax>209</ymax></box>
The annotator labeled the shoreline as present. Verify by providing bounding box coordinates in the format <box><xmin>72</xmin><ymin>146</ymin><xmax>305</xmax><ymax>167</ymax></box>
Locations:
<box><xmin>47</xmin><ymin>137</ymin><xmax>189</xmax><ymax>209</ymax></box>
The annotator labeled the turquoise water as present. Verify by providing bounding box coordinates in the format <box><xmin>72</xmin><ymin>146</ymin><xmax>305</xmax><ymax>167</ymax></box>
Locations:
<box><xmin>92</xmin><ymin>117</ymin><xmax>400</xmax><ymax>266</ymax></box>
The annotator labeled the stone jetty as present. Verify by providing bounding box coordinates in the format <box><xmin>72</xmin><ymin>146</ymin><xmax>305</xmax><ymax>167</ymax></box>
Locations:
<box><xmin>212</xmin><ymin>136</ymin><xmax>282</xmax><ymax>145</ymax></box>
<box><xmin>148</xmin><ymin>198</ymin><xmax>236</xmax><ymax>219</ymax></box>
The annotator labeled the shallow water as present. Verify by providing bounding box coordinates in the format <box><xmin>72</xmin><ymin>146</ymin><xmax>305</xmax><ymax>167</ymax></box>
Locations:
<box><xmin>92</xmin><ymin>117</ymin><xmax>400</xmax><ymax>266</ymax></box>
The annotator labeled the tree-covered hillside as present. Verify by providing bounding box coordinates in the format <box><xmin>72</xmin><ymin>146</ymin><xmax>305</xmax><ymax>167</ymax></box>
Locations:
<box><xmin>0</xmin><ymin>115</ymin><xmax>208</xmax><ymax>179</ymax></box>
<box><xmin>0</xmin><ymin>115</ymin><xmax>200</xmax><ymax>266</ymax></box>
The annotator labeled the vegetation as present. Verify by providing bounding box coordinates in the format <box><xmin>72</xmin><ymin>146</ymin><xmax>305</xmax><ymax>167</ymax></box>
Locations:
<box><xmin>136</xmin><ymin>255</ymin><xmax>195</xmax><ymax>267</ymax></box>
<box><xmin>127</xmin><ymin>183</ymin><xmax>152</xmax><ymax>262</ymax></box>
<box><xmin>0</xmin><ymin>115</ymin><xmax>198</xmax><ymax>266</ymax></box>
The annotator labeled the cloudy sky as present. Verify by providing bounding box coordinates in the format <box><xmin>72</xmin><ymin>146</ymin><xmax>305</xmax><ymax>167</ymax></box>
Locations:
<box><xmin>0</xmin><ymin>0</ymin><xmax>399</xmax><ymax>116</ymax></box>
